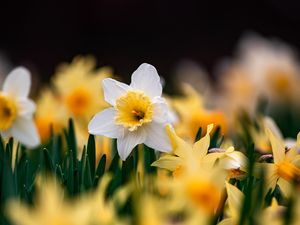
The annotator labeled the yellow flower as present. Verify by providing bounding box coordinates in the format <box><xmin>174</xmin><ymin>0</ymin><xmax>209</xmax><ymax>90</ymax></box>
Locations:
<box><xmin>52</xmin><ymin>55</ymin><xmax>112</xmax><ymax>121</ymax></box>
<box><xmin>261</xmin><ymin>198</ymin><xmax>285</xmax><ymax>225</ymax></box>
<box><xmin>170</xmin><ymin>84</ymin><xmax>227</xmax><ymax>141</ymax></box>
<box><xmin>152</xmin><ymin>124</ymin><xmax>215</xmax><ymax>176</ymax></box>
<box><xmin>205</xmin><ymin>147</ymin><xmax>248</xmax><ymax>179</ymax></box>
<box><xmin>260</xmin><ymin>128</ymin><xmax>300</xmax><ymax>197</ymax></box>
<box><xmin>6</xmin><ymin>176</ymin><xmax>90</xmax><ymax>225</ymax></box>
<box><xmin>218</xmin><ymin>182</ymin><xmax>244</xmax><ymax>225</ymax></box>
<box><xmin>35</xmin><ymin>89</ymin><xmax>67</xmax><ymax>142</ymax></box>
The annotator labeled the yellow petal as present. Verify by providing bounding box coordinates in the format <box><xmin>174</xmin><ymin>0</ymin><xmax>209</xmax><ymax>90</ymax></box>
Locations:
<box><xmin>225</xmin><ymin>181</ymin><xmax>244</xmax><ymax>221</ymax></box>
<box><xmin>266</xmin><ymin>128</ymin><xmax>285</xmax><ymax>164</ymax></box>
<box><xmin>165</xmin><ymin>125</ymin><xmax>191</xmax><ymax>158</ymax></box>
<box><xmin>151</xmin><ymin>155</ymin><xmax>183</xmax><ymax>171</ymax></box>
<box><xmin>193</xmin><ymin>124</ymin><xmax>214</xmax><ymax>159</ymax></box>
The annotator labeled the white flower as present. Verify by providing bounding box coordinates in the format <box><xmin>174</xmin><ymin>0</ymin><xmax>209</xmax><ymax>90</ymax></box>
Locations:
<box><xmin>88</xmin><ymin>63</ymin><xmax>173</xmax><ymax>160</ymax></box>
<box><xmin>0</xmin><ymin>67</ymin><xmax>40</xmax><ymax>147</ymax></box>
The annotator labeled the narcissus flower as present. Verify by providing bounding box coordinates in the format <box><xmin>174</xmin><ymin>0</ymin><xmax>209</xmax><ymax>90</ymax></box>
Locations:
<box><xmin>0</xmin><ymin>67</ymin><xmax>40</xmax><ymax>147</ymax></box>
<box><xmin>260</xmin><ymin>128</ymin><xmax>300</xmax><ymax>197</ymax></box>
<box><xmin>88</xmin><ymin>63</ymin><xmax>172</xmax><ymax>160</ymax></box>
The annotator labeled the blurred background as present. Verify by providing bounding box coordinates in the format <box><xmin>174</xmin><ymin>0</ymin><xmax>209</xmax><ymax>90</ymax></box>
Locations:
<box><xmin>1</xmin><ymin>0</ymin><xmax>300</xmax><ymax>84</ymax></box>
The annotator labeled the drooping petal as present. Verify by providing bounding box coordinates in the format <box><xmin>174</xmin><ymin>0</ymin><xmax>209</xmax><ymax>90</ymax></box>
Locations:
<box><xmin>192</xmin><ymin>124</ymin><xmax>214</xmax><ymax>159</ymax></box>
<box><xmin>130</xmin><ymin>63</ymin><xmax>162</xmax><ymax>98</ymax></box>
<box><xmin>266</xmin><ymin>128</ymin><xmax>285</xmax><ymax>164</ymax></box>
<box><xmin>88</xmin><ymin>108</ymin><xmax>123</xmax><ymax>138</ymax></box>
<box><xmin>10</xmin><ymin>118</ymin><xmax>40</xmax><ymax>148</ymax></box>
<box><xmin>151</xmin><ymin>154</ymin><xmax>183</xmax><ymax>171</ymax></box>
<box><xmin>117</xmin><ymin>129</ymin><xmax>146</xmax><ymax>161</ymax></box>
<box><xmin>3</xmin><ymin>67</ymin><xmax>31</xmax><ymax>98</ymax></box>
<box><xmin>102</xmin><ymin>78</ymin><xmax>130</xmax><ymax>106</ymax></box>
<box><xmin>16</xmin><ymin>99</ymin><xmax>36</xmax><ymax>119</ymax></box>
<box><xmin>144</xmin><ymin>122</ymin><xmax>172</xmax><ymax>153</ymax></box>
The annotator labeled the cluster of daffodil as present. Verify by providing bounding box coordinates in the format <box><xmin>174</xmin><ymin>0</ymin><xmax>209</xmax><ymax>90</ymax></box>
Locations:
<box><xmin>2</xmin><ymin>34</ymin><xmax>300</xmax><ymax>225</ymax></box>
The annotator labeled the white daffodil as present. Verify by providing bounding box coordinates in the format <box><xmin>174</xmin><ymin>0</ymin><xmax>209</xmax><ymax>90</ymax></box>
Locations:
<box><xmin>88</xmin><ymin>63</ymin><xmax>172</xmax><ymax>160</ymax></box>
<box><xmin>0</xmin><ymin>67</ymin><xmax>40</xmax><ymax>147</ymax></box>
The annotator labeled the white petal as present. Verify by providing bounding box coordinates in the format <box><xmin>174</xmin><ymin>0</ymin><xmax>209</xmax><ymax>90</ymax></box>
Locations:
<box><xmin>130</xmin><ymin>63</ymin><xmax>162</xmax><ymax>98</ymax></box>
<box><xmin>16</xmin><ymin>99</ymin><xmax>36</xmax><ymax>119</ymax></box>
<box><xmin>152</xmin><ymin>97</ymin><xmax>170</xmax><ymax>123</ymax></box>
<box><xmin>3</xmin><ymin>67</ymin><xmax>31</xmax><ymax>98</ymax></box>
<box><xmin>102</xmin><ymin>78</ymin><xmax>130</xmax><ymax>106</ymax></box>
<box><xmin>88</xmin><ymin>108</ymin><xmax>123</xmax><ymax>138</ymax></box>
<box><xmin>144</xmin><ymin>122</ymin><xmax>172</xmax><ymax>153</ymax></box>
<box><xmin>117</xmin><ymin>129</ymin><xmax>146</xmax><ymax>161</ymax></box>
<box><xmin>10</xmin><ymin>118</ymin><xmax>40</xmax><ymax>148</ymax></box>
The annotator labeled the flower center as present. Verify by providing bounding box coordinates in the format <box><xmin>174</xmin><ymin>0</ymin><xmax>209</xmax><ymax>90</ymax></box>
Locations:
<box><xmin>65</xmin><ymin>88</ymin><xmax>92</xmax><ymax>116</ymax></box>
<box><xmin>185</xmin><ymin>178</ymin><xmax>221</xmax><ymax>214</ymax></box>
<box><xmin>277</xmin><ymin>161</ymin><xmax>300</xmax><ymax>182</ymax></box>
<box><xmin>267</xmin><ymin>70</ymin><xmax>291</xmax><ymax>93</ymax></box>
<box><xmin>0</xmin><ymin>94</ymin><xmax>17</xmax><ymax>131</ymax></box>
<box><xmin>115</xmin><ymin>91</ymin><xmax>153</xmax><ymax>131</ymax></box>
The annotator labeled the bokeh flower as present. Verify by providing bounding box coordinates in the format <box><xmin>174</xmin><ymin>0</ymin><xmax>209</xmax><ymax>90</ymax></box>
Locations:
<box><xmin>0</xmin><ymin>67</ymin><xmax>40</xmax><ymax>147</ymax></box>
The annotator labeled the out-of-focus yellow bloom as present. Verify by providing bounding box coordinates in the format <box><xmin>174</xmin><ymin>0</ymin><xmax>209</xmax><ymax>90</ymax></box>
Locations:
<box><xmin>35</xmin><ymin>89</ymin><xmax>67</xmax><ymax>142</ymax></box>
<box><xmin>218</xmin><ymin>182</ymin><xmax>244</xmax><ymax>225</ymax></box>
<box><xmin>205</xmin><ymin>147</ymin><xmax>248</xmax><ymax>179</ymax></box>
<box><xmin>6</xmin><ymin>176</ymin><xmax>90</xmax><ymax>225</ymax></box>
<box><xmin>52</xmin><ymin>56</ymin><xmax>112</xmax><ymax>122</ymax></box>
<box><xmin>152</xmin><ymin>124</ymin><xmax>215</xmax><ymax>177</ymax></box>
<box><xmin>217</xmin><ymin>65</ymin><xmax>259</xmax><ymax>126</ymax></box>
<box><xmin>260</xmin><ymin>129</ymin><xmax>300</xmax><ymax>197</ymax></box>
<box><xmin>261</xmin><ymin>198</ymin><xmax>285</xmax><ymax>225</ymax></box>
<box><xmin>170</xmin><ymin>84</ymin><xmax>228</xmax><ymax>141</ymax></box>
<box><xmin>166</xmin><ymin>162</ymin><xmax>226</xmax><ymax>219</ymax></box>
<box><xmin>79</xmin><ymin>175</ymin><xmax>129</xmax><ymax>225</ymax></box>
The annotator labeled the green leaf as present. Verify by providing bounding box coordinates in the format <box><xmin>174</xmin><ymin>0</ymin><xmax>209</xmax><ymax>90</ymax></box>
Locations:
<box><xmin>94</xmin><ymin>154</ymin><xmax>106</xmax><ymax>186</ymax></box>
<box><xmin>194</xmin><ymin>127</ymin><xmax>202</xmax><ymax>142</ymax></box>
<box><xmin>87</xmin><ymin>135</ymin><xmax>96</xmax><ymax>178</ymax></box>
<box><xmin>43</xmin><ymin>148</ymin><xmax>55</xmax><ymax>172</ymax></box>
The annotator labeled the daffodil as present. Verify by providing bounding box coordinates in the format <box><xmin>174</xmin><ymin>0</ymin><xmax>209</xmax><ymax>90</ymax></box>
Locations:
<box><xmin>205</xmin><ymin>147</ymin><xmax>248</xmax><ymax>179</ymax></box>
<box><xmin>52</xmin><ymin>56</ymin><xmax>112</xmax><ymax>122</ymax></box>
<box><xmin>218</xmin><ymin>182</ymin><xmax>244</xmax><ymax>225</ymax></box>
<box><xmin>261</xmin><ymin>198</ymin><xmax>285</xmax><ymax>225</ymax></box>
<box><xmin>152</xmin><ymin>124</ymin><xmax>215</xmax><ymax>176</ymax></box>
<box><xmin>35</xmin><ymin>89</ymin><xmax>67</xmax><ymax>142</ymax></box>
<box><xmin>260</xmin><ymin>128</ymin><xmax>300</xmax><ymax>197</ymax></box>
<box><xmin>0</xmin><ymin>67</ymin><xmax>40</xmax><ymax>147</ymax></box>
<box><xmin>6</xmin><ymin>176</ymin><xmax>90</xmax><ymax>225</ymax></box>
<box><xmin>170</xmin><ymin>84</ymin><xmax>227</xmax><ymax>141</ymax></box>
<box><xmin>88</xmin><ymin>63</ymin><xmax>172</xmax><ymax>161</ymax></box>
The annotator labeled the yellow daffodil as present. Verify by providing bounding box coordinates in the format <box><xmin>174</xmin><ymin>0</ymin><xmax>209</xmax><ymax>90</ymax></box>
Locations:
<box><xmin>166</xmin><ymin>162</ymin><xmax>227</xmax><ymax>218</ymax></box>
<box><xmin>6</xmin><ymin>176</ymin><xmax>90</xmax><ymax>225</ymax></box>
<box><xmin>52</xmin><ymin>55</ymin><xmax>112</xmax><ymax>122</ymax></box>
<box><xmin>152</xmin><ymin>124</ymin><xmax>215</xmax><ymax>176</ymax></box>
<box><xmin>205</xmin><ymin>147</ymin><xmax>248</xmax><ymax>179</ymax></box>
<box><xmin>35</xmin><ymin>89</ymin><xmax>67</xmax><ymax>142</ymax></box>
<box><xmin>0</xmin><ymin>67</ymin><xmax>40</xmax><ymax>147</ymax></box>
<box><xmin>170</xmin><ymin>84</ymin><xmax>227</xmax><ymax>141</ymax></box>
<box><xmin>218</xmin><ymin>182</ymin><xmax>244</xmax><ymax>225</ymax></box>
<box><xmin>88</xmin><ymin>63</ymin><xmax>173</xmax><ymax>160</ymax></box>
<box><xmin>261</xmin><ymin>198</ymin><xmax>285</xmax><ymax>225</ymax></box>
<box><xmin>260</xmin><ymin>128</ymin><xmax>300</xmax><ymax>197</ymax></box>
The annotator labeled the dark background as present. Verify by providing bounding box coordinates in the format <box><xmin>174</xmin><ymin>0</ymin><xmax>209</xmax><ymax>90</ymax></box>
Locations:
<box><xmin>1</xmin><ymin>0</ymin><xmax>300</xmax><ymax>83</ymax></box>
